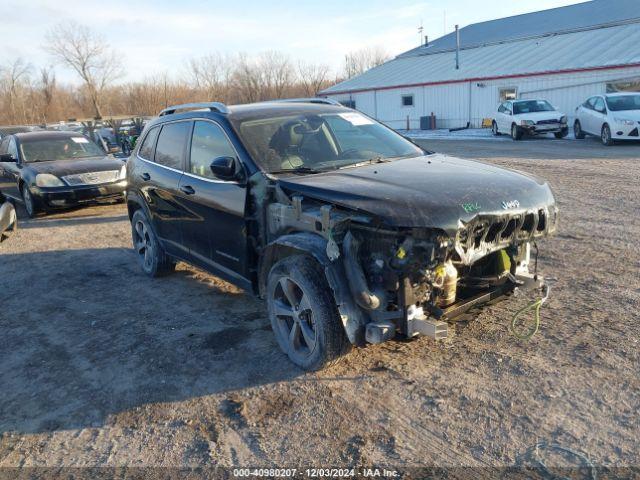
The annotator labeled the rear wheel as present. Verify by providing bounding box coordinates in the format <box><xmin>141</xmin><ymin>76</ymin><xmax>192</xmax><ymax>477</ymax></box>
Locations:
<box><xmin>492</xmin><ymin>121</ymin><xmax>500</xmax><ymax>136</ymax></box>
<box><xmin>511</xmin><ymin>124</ymin><xmax>523</xmax><ymax>141</ymax></box>
<box><xmin>574</xmin><ymin>120</ymin><xmax>586</xmax><ymax>139</ymax></box>
<box><xmin>601</xmin><ymin>124</ymin><xmax>614</xmax><ymax>146</ymax></box>
<box><xmin>267</xmin><ymin>255</ymin><xmax>350</xmax><ymax>371</ymax></box>
<box><xmin>131</xmin><ymin>209</ymin><xmax>175</xmax><ymax>277</ymax></box>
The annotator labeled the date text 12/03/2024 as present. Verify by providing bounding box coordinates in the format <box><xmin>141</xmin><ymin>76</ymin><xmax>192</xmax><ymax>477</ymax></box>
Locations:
<box><xmin>232</xmin><ymin>468</ymin><xmax>400</xmax><ymax>478</ymax></box>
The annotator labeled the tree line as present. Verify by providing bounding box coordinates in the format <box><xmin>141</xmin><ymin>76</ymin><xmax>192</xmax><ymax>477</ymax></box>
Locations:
<box><xmin>0</xmin><ymin>21</ymin><xmax>390</xmax><ymax>125</ymax></box>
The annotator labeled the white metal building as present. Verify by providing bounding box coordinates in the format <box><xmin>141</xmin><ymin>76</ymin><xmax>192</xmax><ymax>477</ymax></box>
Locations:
<box><xmin>321</xmin><ymin>0</ymin><xmax>640</xmax><ymax>129</ymax></box>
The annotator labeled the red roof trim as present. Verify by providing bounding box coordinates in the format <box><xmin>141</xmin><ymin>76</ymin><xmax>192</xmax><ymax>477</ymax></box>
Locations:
<box><xmin>322</xmin><ymin>63</ymin><xmax>640</xmax><ymax>96</ymax></box>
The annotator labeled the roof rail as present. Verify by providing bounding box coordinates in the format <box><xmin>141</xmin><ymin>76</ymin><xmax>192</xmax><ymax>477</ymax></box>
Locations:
<box><xmin>158</xmin><ymin>102</ymin><xmax>229</xmax><ymax>117</ymax></box>
<box><xmin>276</xmin><ymin>98</ymin><xmax>342</xmax><ymax>106</ymax></box>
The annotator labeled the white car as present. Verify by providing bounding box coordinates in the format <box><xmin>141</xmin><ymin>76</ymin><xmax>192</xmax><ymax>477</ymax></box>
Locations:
<box><xmin>492</xmin><ymin>99</ymin><xmax>568</xmax><ymax>141</ymax></box>
<box><xmin>574</xmin><ymin>92</ymin><xmax>640</xmax><ymax>146</ymax></box>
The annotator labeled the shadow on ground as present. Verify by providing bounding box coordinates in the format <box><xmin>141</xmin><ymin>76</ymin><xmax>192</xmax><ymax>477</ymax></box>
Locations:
<box><xmin>0</xmin><ymin>247</ymin><xmax>301</xmax><ymax>435</ymax></box>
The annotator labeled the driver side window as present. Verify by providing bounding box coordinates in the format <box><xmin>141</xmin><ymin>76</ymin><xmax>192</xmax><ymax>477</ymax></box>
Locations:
<box><xmin>7</xmin><ymin>138</ymin><xmax>19</xmax><ymax>160</ymax></box>
<box><xmin>189</xmin><ymin>121</ymin><xmax>237</xmax><ymax>180</ymax></box>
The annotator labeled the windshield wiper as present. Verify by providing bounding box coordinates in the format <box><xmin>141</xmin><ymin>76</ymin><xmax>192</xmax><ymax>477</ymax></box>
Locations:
<box><xmin>267</xmin><ymin>166</ymin><xmax>323</xmax><ymax>175</ymax></box>
<box><xmin>337</xmin><ymin>156</ymin><xmax>394</xmax><ymax>170</ymax></box>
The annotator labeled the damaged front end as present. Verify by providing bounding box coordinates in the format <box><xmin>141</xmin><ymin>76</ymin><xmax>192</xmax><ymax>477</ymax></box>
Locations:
<box><xmin>262</xmin><ymin>183</ymin><xmax>557</xmax><ymax>346</ymax></box>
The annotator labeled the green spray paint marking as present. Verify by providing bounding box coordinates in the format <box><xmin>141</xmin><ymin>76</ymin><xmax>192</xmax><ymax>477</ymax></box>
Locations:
<box><xmin>461</xmin><ymin>202</ymin><xmax>481</xmax><ymax>213</ymax></box>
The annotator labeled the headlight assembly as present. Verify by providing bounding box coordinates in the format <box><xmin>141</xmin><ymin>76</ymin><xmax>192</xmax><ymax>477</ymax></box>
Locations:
<box><xmin>35</xmin><ymin>173</ymin><xmax>65</xmax><ymax>187</ymax></box>
<box><xmin>521</xmin><ymin>120</ymin><xmax>535</xmax><ymax>126</ymax></box>
<box><xmin>560</xmin><ymin>116</ymin><xmax>568</xmax><ymax>124</ymax></box>
<box><xmin>614</xmin><ymin>118</ymin><xmax>635</xmax><ymax>126</ymax></box>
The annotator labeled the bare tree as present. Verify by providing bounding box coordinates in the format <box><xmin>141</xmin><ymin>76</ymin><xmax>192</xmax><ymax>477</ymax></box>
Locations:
<box><xmin>45</xmin><ymin>21</ymin><xmax>123</xmax><ymax>119</ymax></box>
<box><xmin>233</xmin><ymin>53</ymin><xmax>263</xmax><ymax>104</ymax></box>
<box><xmin>39</xmin><ymin>67</ymin><xmax>56</xmax><ymax>123</ymax></box>
<box><xmin>187</xmin><ymin>52</ymin><xmax>232</xmax><ymax>101</ymax></box>
<box><xmin>297</xmin><ymin>61</ymin><xmax>331</xmax><ymax>96</ymax></box>
<box><xmin>260</xmin><ymin>51</ymin><xmax>294</xmax><ymax>99</ymax></box>
<box><xmin>0</xmin><ymin>58</ymin><xmax>32</xmax><ymax>124</ymax></box>
<box><xmin>343</xmin><ymin>46</ymin><xmax>390</xmax><ymax>79</ymax></box>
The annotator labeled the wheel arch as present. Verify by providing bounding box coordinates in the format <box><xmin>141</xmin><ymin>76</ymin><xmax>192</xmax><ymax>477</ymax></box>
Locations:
<box><xmin>260</xmin><ymin>232</ymin><xmax>368</xmax><ymax>345</ymax></box>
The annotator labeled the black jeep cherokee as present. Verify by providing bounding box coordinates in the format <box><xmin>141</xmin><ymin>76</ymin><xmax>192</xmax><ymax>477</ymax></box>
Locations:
<box><xmin>126</xmin><ymin>100</ymin><xmax>557</xmax><ymax>370</ymax></box>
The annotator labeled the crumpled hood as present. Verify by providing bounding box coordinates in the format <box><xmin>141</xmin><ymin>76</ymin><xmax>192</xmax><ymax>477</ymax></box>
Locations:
<box><xmin>25</xmin><ymin>156</ymin><xmax>124</xmax><ymax>176</ymax></box>
<box><xmin>277</xmin><ymin>154</ymin><xmax>556</xmax><ymax>234</ymax></box>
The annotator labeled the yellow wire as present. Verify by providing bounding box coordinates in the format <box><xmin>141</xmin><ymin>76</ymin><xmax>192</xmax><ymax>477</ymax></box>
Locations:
<box><xmin>510</xmin><ymin>298</ymin><xmax>543</xmax><ymax>341</ymax></box>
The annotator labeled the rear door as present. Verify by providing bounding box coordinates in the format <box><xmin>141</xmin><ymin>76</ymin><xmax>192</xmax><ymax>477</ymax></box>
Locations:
<box><xmin>136</xmin><ymin>121</ymin><xmax>191</xmax><ymax>257</ymax></box>
<box><xmin>177</xmin><ymin>120</ymin><xmax>249</xmax><ymax>283</ymax></box>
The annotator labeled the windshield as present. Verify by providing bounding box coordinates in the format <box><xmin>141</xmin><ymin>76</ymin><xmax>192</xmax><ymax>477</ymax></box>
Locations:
<box><xmin>20</xmin><ymin>136</ymin><xmax>105</xmax><ymax>162</ymax></box>
<box><xmin>606</xmin><ymin>94</ymin><xmax>640</xmax><ymax>112</ymax></box>
<box><xmin>513</xmin><ymin>100</ymin><xmax>555</xmax><ymax>115</ymax></box>
<box><xmin>231</xmin><ymin>111</ymin><xmax>424</xmax><ymax>173</ymax></box>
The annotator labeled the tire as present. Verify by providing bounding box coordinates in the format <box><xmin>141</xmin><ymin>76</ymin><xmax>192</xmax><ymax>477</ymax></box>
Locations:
<box><xmin>601</xmin><ymin>124</ymin><xmax>614</xmax><ymax>146</ymax></box>
<box><xmin>21</xmin><ymin>184</ymin><xmax>39</xmax><ymax>218</ymax></box>
<box><xmin>492</xmin><ymin>121</ymin><xmax>500</xmax><ymax>136</ymax></box>
<box><xmin>131</xmin><ymin>209</ymin><xmax>175</xmax><ymax>277</ymax></box>
<box><xmin>574</xmin><ymin>120</ymin><xmax>586</xmax><ymax>139</ymax></box>
<box><xmin>267</xmin><ymin>254</ymin><xmax>351</xmax><ymax>371</ymax></box>
<box><xmin>511</xmin><ymin>124</ymin><xmax>523</xmax><ymax>141</ymax></box>
<box><xmin>554</xmin><ymin>128</ymin><xmax>569</xmax><ymax>139</ymax></box>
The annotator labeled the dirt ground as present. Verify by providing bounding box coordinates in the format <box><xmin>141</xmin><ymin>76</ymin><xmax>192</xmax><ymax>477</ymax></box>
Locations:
<box><xmin>0</xmin><ymin>137</ymin><xmax>638</xmax><ymax>476</ymax></box>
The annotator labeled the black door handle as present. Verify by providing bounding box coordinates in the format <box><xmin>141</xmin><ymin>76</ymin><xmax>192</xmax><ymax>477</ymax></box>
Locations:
<box><xmin>140</xmin><ymin>172</ymin><xmax>151</xmax><ymax>181</ymax></box>
<box><xmin>180</xmin><ymin>185</ymin><xmax>195</xmax><ymax>195</ymax></box>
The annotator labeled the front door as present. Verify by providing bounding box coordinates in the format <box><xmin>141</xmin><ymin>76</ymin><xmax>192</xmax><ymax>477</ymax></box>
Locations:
<box><xmin>0</xmin><ymin>137</ymin><xmax>22</xmax><ymax>199</ymax></box>
<box><xmin>592</xmin><ymin>97</ymin><xmax>608</xmax><ymax>135</ymax></box>
<box><xmin>177</xmin><ymin>120</ymin><xmax>248</xmax><ymax>282</ymax></box>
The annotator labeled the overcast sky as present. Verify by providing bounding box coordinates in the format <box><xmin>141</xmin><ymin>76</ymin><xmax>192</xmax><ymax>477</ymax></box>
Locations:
<box><xmin>0</xmin><ymin>0</ymin><xmax>584</xmax><ymax>83</ymax></box>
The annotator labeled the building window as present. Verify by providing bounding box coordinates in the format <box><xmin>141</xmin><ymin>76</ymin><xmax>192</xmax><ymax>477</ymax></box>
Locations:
<box><xmin>339</xmin><ymin>99</ymin><xmax>356</xmax><ymax>109</ymax></box>
<box><xmin>607</xmin><ymin>78</ymin><xmax>640</xmax><ymax>93</ymax></box>
<box><xmin>401</xmin><ymin>94</ymin><xmax>414</xmax><ymax>107</ymax></box>
<box><xmin>499</xmin><ymin>88</ymin><xmax>517</xmax><ymax>102</ymax></box>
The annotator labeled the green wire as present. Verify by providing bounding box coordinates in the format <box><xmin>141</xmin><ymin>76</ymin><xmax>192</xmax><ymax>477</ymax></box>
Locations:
<box><xmin>510</xmin><ymin>284</ymin><xmax>549</xmax><ymax>341</ymax></box>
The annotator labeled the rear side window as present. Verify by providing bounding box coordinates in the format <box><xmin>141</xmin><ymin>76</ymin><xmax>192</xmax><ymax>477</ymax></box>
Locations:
<box><xmin>138</xmin><ymin>126</ymin><xmax>159</xmax><ymax>161</ymax></box>
<box><xmin>189</xmin><ymin>121</ymin><xmax>237</xmax><ymax>179</ymax></box>
<box><xmin>155</xmin><ymin>122</ymin><xmax>191</xmax><ymax>170</ymax></box>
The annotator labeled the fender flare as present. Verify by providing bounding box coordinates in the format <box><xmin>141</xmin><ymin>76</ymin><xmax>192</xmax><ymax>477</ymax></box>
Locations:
<box><xmin>260</xmin><ymin>232</ymin><xmax>368</xmax><ymax>346</ymax></box>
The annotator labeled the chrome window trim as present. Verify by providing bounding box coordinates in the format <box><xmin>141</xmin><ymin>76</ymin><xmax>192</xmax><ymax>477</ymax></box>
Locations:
<box><xmin>185</xmin><ymin>117</ymin><xmax>244</xmax><ymax>184</ymax></box>
<box><xmin>134</xmin><ymin>117</ymin><xmax>245</xmax><ymax>185</ymax></box>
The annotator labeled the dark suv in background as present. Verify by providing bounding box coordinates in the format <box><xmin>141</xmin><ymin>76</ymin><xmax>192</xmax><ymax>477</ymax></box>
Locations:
<box><xmin>126</xmin><ymin>100</ymin><xmax>557</xmax><ymax>370</ymax></box>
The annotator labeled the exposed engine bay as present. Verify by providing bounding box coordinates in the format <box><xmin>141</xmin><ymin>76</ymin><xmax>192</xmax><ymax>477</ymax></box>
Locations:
<box><xmin>261</xmin><ymin>181</ymin><xmax>558</xmax><ymax>345</ymax></box>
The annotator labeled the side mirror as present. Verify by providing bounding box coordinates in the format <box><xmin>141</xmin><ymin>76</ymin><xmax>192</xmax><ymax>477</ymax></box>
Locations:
<box><xmin>210</xmin><ymin>156</ymin><xmax>238</xmax><ymax>181</ymax></box>
<box><xmin>0</xmin><ymin>154</ymin><xmax>16</xmax><ymax>163</ymax></box>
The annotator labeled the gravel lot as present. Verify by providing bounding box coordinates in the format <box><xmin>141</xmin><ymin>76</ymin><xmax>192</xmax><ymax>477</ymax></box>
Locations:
<box><xmin>1</xmin><ymin>137</ymin><xmax>638</xmax><ymax>476</ymax></box>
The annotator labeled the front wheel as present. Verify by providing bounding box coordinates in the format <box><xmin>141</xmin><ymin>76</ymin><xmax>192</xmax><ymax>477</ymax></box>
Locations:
<box><xmin>131</xmin><ymin>209</ymin><xmax>175</xmax><ymax>277</ymax></box>
<box><xmin>554</xmin><ymin>128</ymin><xmax>569</xmax><ymax>139</ymax></box>
<box><xmin>601</xmin><ymin>124</ymin><xmax>614</xmax><ymax>146</ymax></box>
<box><xmin>511</xmin><ymin>124</ymin><xmax>523</xmax><ymax>141</ymax></box>
<box><xmin>21</xmin><ymin>185</ymin><xmax>39</xmax><ymax>218</ymax></box>
<box><xmin>574</xmin><ymin>120</ymin><xmax>586</xmax><ymax>139</ymax></box>
<box><xmin>267</xmin><ymin>255</ymin><xmax>351</xmax><ymax>371</ymax></box>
